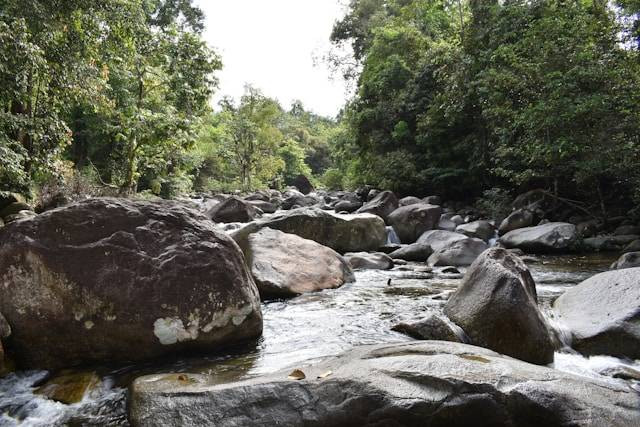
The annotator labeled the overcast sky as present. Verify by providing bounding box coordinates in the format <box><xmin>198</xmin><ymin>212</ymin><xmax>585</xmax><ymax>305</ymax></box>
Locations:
<box><xmin>195</xmin><ymin>0</ymin><xmax>350</xmax><ymax>118</ymax></box>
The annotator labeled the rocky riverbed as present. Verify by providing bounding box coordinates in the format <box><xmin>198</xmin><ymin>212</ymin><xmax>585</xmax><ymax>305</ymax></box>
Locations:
<box><xmin>0</xmin><ymin>189</ymin><xmax>639</xmax><ymax>426</ymax></box>
<box><xmin>1</xmin><ymin>252</ymin><xmax>637</xmax><ymax>426</ymax></box>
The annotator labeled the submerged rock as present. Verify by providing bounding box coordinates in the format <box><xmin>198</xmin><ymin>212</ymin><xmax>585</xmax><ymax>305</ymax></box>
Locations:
<box><xmin>553</xmin><ymin>267</ymin><xmax>640</xmax><ymax>359</ymax></box>
<box><xmin>444</xmin><ymin>248</ymin><xmax>554</xmax><ymax>365</ymax></box>
<box><xmin>232</xmin><ymin>207</ymin><xmax>386</xmax><ymax>254</ymax></box>
<box><xmin>36</xmin><ymin>371</ymin><xmax>102</xmax><ymax>404</ymax></box>
<box><xmin>499</xmin><ymin>222</ymin><xmax>578</xmax><ymax>253</ymax></box>
<box><xmin>129</xmin><ymin>341</ymin><xmax>640</xmax><ymax>427</ymax></box>
<box><xmin>240</xmin><ymin>228</ymin><xmax>354</xmax><ymax>299</ymax></box>
<box><xmin>0</xmin><ymin>198</ymin><xmax>262</xmax><ymax>370</ymax></box>
<box><xmin>388</xmin><ymin>203</ymin><xmax>442</xmax><ymax>243</ymax></box>
<box><xmin>344</xmin><ymin>252</ymin><xmax>394</xmax><ymax>270</ymax></box>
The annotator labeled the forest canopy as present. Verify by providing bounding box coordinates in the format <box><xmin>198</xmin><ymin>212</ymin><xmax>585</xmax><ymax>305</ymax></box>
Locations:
<box><xmin>1</xmin><ymin>0</ymin><xmax>639</xmax><ymax>214</ymax></box>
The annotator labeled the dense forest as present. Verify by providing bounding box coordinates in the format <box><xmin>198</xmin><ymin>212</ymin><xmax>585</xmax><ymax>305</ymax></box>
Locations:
<box><xmin>2</xmin><ymin>0</ymin><xmax>640</xmax><ymax>215</ymax></box>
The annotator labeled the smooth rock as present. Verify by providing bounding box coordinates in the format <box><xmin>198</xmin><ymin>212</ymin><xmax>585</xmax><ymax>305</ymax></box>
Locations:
<box><xmin>0</xmin><ymin>198</ymin><xmax>262</xmax><ymax>370</ymax></box>
<box><xmin>611</xmin><ymin>252</ymin><xmax>640</xmax><ymax>270</ymax></box>
<box><xmin>437</xmin><ymin>217</ymin><xmax>457</xmax><ymax>232</ymax></box>
<box><xmin>427</xmin><ymin>238</ymin><xmax>488</xmax><ymax>267</ymax></box>
<box><xmin>553</xmin><ymin>268</ymin><xmax>640</xmax><ymax>359</ymax></box>
<box><xmin>334</xmin><ymin>199</ymin><xmax>362</xmax><ymax>213</ymax></box>
<box><xmin>356</xmin><ymin>191</ymin><xmax>399</xmax><ymax>223</ymax></box>
<box><xmin>129</xmin><ymin>341</ymin><xmax>640</xmax><ymax>427</ymax></box>
<box><xmin>246</xmin><ymin>200</ymin><xmax>278</xmax><ymax>214</ymax></box>
<box><xmin>499</xmin><ymin>222</ymin><xmax>578</xmax><ymax>253</ymax></box>
<box><xmin>0</xmin><ymin>202</ymin><xmax>32</xmax><ymax>220</ymax></box>
<box><xmin>498</xmin><ymin>209</ymin><xmax>534</xmax><ymax>235</ymax></box>
<box><xmin>456</xmin><ymin>220</ymin><xmax>496</xmax><ymax>242</ymax></box>
<box><xmin>232</xmin><ymin>207</ymin><xmax>386</xmax><ymax>254</ymax></box>
<box><xmin>444</xmin><ymin>248</ymin><xmax>554</xmax><ymax>364</ymax></box>
<box><xmin>392</xmin><ymin>314</ymin><xmax>464</xmax><ymax>342</ymax></box>
<box><xmin>206</xmin><ymin>196</ymin><xmax>259</xmax><ymax>223</ymax></box>
<box><xmin>241</xmin><ymin>228</ymin><xmax>354</xmax><ymax>299</ymax></box>
<box><xmin>583</xmin><ymin>234</ymin><xmax>640</xmax><ymax>252</ymax></box>
<box><xmin>344</xmin><ymin>252</ymin><xmax>394</xmax><ymax>270</ymax></box>
<box><xmin>388</xmin><ymin>204</ymin><xmax>442</xmax><ymax>243</ymax></box>
<box><xmin>398</xmin><ymin>196</ymin><xmax>421</xmax><ymax>206</ymax></box>
<box><xmin>289</xmin><ymin>175</ymin><xmax>314</xmax><ymax>195</ymax></box>
<box><xmin>36</xmin><ymin>371</ymin><xmax>102</xmax><ymax>404</ymax></box>
<box><xmin>624</xmin><ymin>239</ymin><xmax>640</xmax><ymax>252</ymax></box>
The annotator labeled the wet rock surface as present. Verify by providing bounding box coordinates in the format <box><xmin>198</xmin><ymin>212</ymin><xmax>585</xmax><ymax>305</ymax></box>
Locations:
<box><xmin>129</xmin><ymin>341</ymin><xmax>640</xmax><ymax>427</ymax></box>
<box><xmin>0</xmin><ymin>198</ymin><xmax>263</xmax><ymax>370</ymax></box>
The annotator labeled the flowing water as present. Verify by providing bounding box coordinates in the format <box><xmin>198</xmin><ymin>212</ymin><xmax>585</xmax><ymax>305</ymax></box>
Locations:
<box><xmin>1</xmin><ymin>253</ymin><xmax>637</xmax><ymax>426</ymax></box>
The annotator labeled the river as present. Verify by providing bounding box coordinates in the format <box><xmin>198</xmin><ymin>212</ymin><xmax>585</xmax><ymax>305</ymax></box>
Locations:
<box><xmin>1</xmin><ymin>253</ymin><xmax>637</xmax><ymax>426</ymax></box>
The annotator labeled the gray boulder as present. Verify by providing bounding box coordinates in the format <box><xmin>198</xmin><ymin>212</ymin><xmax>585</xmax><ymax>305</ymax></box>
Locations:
<box><xmin>422</xmin><ymin>195</ymin><xmax>441</xmax><ymax>205</ymax></box>
<box><xmin>129</xmin><ymin>341</ymin><xmax>640</xmax><ymax>427</ymax></box>
<box><xmin>614</xmin><ymin>224</ymin><xmax>640</xmax><ymax>236</ymax></box>
<box><xmin>206</xmin><ymin>196</ymin><xmax>259</xmax><ymax>223</ymax></box>
<box><xmin>356</xmin><ymin>191</ymin><xmax>399</xmax><ymax>223</ymax></box>
<box><xmin>0</xmin><ymin>198</ymin><xmax>262</xmax><ymax>370</ymax></box>
<box><xmin>388</xmin><ymin>204</ymin><xmax>442</xmax><ymax>243</ymax></box>
<box><xmin>232</xmin><ymin>207</ymin><xmax>386</xmax><ymax>254</ymax></box>
<box><xmin>583</xmin><ymin>234</ymin><xmax>640</xmax><ymax>252</ymax></box>
<box><xmin>624</xmin><ymin>239</ymin><xmax>640</xmax><ymax>252</ymax></box>
<box><xmin>436</xmin><ymin>216</ymin><xmax>457</xmax><ymax>232</ymax></box>
<box><xmin>388</xmin><ymin>230</ymin><xmax>468</xmax><ymax>261</ymax></box>
<box><xmin>553</xmin><ymin>268</ymin><xmax>640</xmax><ymax>359</ymax></box>
<box><xmin>392</xmin><ymin>314</ymin><xmax>464</xmax><ymax>342</ymax></box>
<box><xmin>246</xmin><ymin>200</ymin><xmax>278</xmax><ymax>214</ymax></box>
<box><xmin>241</xmin><ymin>228</ymin><xmax>354</xmax><ymax>299</ymax></box>
<box><xmin>444</xmin><ymin>248</ymin><xmax>554</xmax><ymax>364</ymax></box>
<box><xmin>499</xmin><ymin>222</ymin><xmax>578</xmax><ymax>253</ymax></box>
<box><xmin>498</xmin><ymin>209</ymin><xmax>534</xmax><ymax>235</ymax></box>
<box><xmin>611</xmin><ymin>252</ymin><xmax>640</xmax><ymax>270</ymax></box>
<box><xmin>398</xmin><ymin>196</ymin><xmax>421</xmax><ymax>206</ymax></box>
<box><xmin>456</xmin><ymin>220</ymin><xmax>496</xmax><ymax>242</ymax></box>
<box><xmin>427</xmin><ymin>238</ymin><xmax>488</xmax><ymax>267</ymax></box>
<box><xmin>344</xmin><ymin>252</ymin><xmax>394</xmax><ymax>270</ymax></box>
<box><xmin>334</xmin><ymin>196</ymin><xmax>362</xmax><ymax>213</ymax></box>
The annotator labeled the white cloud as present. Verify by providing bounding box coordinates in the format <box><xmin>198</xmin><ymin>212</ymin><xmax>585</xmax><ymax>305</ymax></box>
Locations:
<box><xmin>195</xmin><ymin>0</ymin><xmax>350</xmax><ymax>118</ymax></box>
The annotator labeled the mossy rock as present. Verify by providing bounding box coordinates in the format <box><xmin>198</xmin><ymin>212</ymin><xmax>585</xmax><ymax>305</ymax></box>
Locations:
<box><xmin>36</xmin><ymin>371</ymin><xmax>102</xmax><ymax>404</ymax></box>
<box><xmin>0</xmin><ymin>202</ymin><xmax>32</xmax><ymax>219</ymax></box>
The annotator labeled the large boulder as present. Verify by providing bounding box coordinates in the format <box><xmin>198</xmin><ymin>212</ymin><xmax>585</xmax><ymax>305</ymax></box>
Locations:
<box><xmin>232</xmin><ymin>207</ymin><xmax>386</xmax><ymax>254</ymax></box>
<box><xmin>498</xmin><ymin>209</ymin><xmax>534</xmax><ymax>235</ymax></box>
<box><xmin>456</xmin><ymin>220</ymin><xmax>496</xmax><ymax>242</ymax></box>
<box><xmin>344</xmin><ymin>252</ymin><xmax>393</xmax><ymax>270</ymax></box>
<box><xmin>206</xmin><ymin>196</ymin><xmax>259</xmax><ymax>223</ymax></box>
<box><xmin>427</xmin><ymin>238</ymin><xmax>488</xmax><ymax>267</ymax></box>
<box><xmin>392</xmin><ymin>314</ymin><xmax>464</xmax><ymax>343</ymax></box>
<box><xmin>583</xmin><ymin>234</ymin><xmax>640</xmax><ymax>252</ymax></box>
<box><xmin>240</xmin><ymin>228</ymin><xmax>354</xmax><ymax>299</ymax></box>
<box><xmin>333</xmin><ymin>194</ymin><xmax>362</xmax><ymax>213</ymax></box>
<box><xmin>499</xmin><ymin>222</ymin><xmax>578</xmax><ymax>253</ymax></box>
<box><xmin>444</xmin><ymin>248</ymin><xmax>554</xmax><ymax>364</ymax></box>
<box><xmin>398</xmin><ymin>196</ymin><xmax>421</xmax><ymax>206</ymax></box>
<box><xmin>129</xmin><ymin>341</ymin><xmax>640</xmax><ymax>427</ymax></box>
<box><xmin>356</xmin><ymin>191</ymin><xmax>399</xmax><ymax>223</ymax></box>
<box><xmin>553</xmin><ymin>268</ymin><xmax>640</xmax><ymax>359</ymax></box>
<box><xmin>611</xmin><ymin>252</ymin><xmax>640</xmax><ymax>270</ymax></box>
<box><xmin>0</xmin><ymin>198</ymin><xmax>262</xmax><ymax>370</ymax></box>
<box><xmin>388</xmin><ymin>204</ymin><xmax>442</xmax><ymax>243</ymax></box>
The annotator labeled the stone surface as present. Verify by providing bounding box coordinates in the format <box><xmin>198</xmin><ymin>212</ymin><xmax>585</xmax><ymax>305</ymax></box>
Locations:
<box><xmin>398</xmin><ymin>196</ymin><xmax>421</xmax><ymax>206</ymax></box>
<box><xmin>388</xmin><ymin>204</ymin><xmax>442</xmax><ymax>243</ymax></box>
<box><xmin>206</xmin><ymin>196</ymin><xmax>259</xmax><ymax>223</ymax></box>
<box><xmin>611</xmin><ymin>252</ymin><xmax>640</xmax><ymax>270</ymax></box>
<box><xmin>232</xmin><ymin>207</ymin><xmax>386</xmax><ymax>254</ymax></box>
<box><xmin>455</xmin><ymin>220</ymin><xmax>496</xmax><ymax>242</ymax></box>
<box><xmin>344</xmin><ymin>252</ymin><xmax>394</xmax><ymax>270</ymax></box>
<box><xmin>289</xmin><ymin>175</ymin><xmax>314</xmax><ymax>195</ymax></box>
<box><xmin>498</xmin><ymin>209</ymin><xmax>534</xmax><ymax>235</ymax></box>
<box><xmin>624</xmin><ymin>239</ymin><xmax>640</xmax><ymax>252</ymax></box>
<box><xmin>392</xmin><ymin>314</ymin><xmax>464</xmax><ymax>342</ymax></box>
<box><xmin>388</xmin><ymin>230</ymin><xmax>469</xmax><ymax>262</ymax></box>
<box><xmin>584</xmin><ymin>235</ymin><xmax>640</xmax><ymax>252</ymax></box>
<box><xmin>246</xmin><ymin>200</ymin><xmax>277</xmax><ymax>214</ymax></box>
<box><xmin>553</xmin><ymin>268</ymin><xmax>640</xmax><ymax>359</ymax></box>
<box><xmin>129</xmin><ymin>341</ymin><xmax>640</xmax><ymax>427</ymax></box>
<box><xmin>240</xmin><ymin>228</ymin><xmax>354</xmax><ymax>299</ymax></box>
<box><xmin>427</xmin><ymin>238</ymin><xmax>488</xmax><ymax>267</ymax></box>
<box><xmin>499</xmin><ymin>222</ymin><xmax>578</xmax><ymax>253</ymax></box>
<box><xmin>36</xmin><ymin>371</ymin><xmax>102</xmax><ymax>404</ymax></box>
<box><xmin>444</xmin><ymin>248</ymin><xmax>554</xmax><ymax>364</ymax></box>
<box><xmin>0</xmin><ymin>202</ymin><xmax>32</xmax><ymax>220</ymax></box>
<box><xmin>0</xmin><ymin>198</ymin><xmax>262</xmax><ymax>370</ymax></box>
<box><xmin>356</xmin><ymin>191</ymin><xmax>399</xmax><ymax>223</ymax></box>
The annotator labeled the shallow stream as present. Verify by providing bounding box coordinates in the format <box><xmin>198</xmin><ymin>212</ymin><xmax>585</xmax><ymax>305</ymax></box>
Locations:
<box><xmin>1</xmin><ymin>253</ymin><xmax>637</xmax><ymax>426</ymax></box>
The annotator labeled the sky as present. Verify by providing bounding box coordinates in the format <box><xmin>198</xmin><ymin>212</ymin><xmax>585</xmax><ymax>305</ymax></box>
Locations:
<box><xmin>195</xmin><ymin>0</ymin><xmax>351</xmax><ymax>118</ymax></box>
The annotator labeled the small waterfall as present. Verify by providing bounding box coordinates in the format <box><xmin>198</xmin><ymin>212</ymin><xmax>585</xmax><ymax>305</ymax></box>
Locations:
<box><xmin>386</xmin><ymin>226</ymin><xmax>401</xmax><ymax>245</ymax></box>
<box><xmin>488</xmin><ymin>230</ymin><xmax>499</xmax><ymax>247</ymax></box>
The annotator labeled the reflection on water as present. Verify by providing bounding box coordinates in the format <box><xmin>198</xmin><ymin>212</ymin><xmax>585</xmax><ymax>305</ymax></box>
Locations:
<box><xmin>0</xmin><ymin>253</ymin><xmax>634</xmax><ymax>426</ymax></box>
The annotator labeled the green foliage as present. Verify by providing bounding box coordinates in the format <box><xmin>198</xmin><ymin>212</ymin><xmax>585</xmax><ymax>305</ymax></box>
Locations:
<box><xmin>331</xmin><ymin>0</ymin><xmax>640</xmax><ymax>207</ymax></box>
